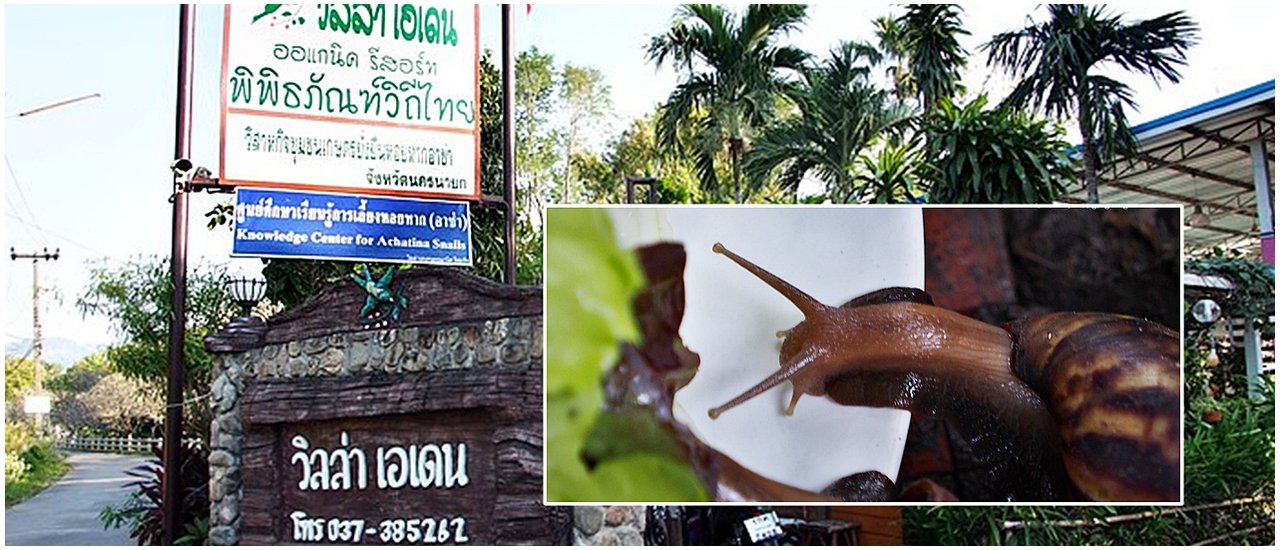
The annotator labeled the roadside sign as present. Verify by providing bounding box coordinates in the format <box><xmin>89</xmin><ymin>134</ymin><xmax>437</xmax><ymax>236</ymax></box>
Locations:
<box><xmin>219</xmin><ymin>4</ymin><xmax>481</xmax><ymax>200</ymax></box>
<box><xmin>24</xmin><ymin>394</ymin><xmax>51</xmax><ymax>415</ymax></box>
<box><xmin>232</xmin><ymin>187</ymin><xmax>472</xmax><ymax>265</ymax></box>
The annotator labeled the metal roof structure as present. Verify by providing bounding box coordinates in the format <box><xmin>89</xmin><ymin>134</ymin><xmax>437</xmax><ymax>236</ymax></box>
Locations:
<box><xmin>1063</xmin><ymin>81</ymin><xmax>1275</xmax><ymax>255</ymax></box>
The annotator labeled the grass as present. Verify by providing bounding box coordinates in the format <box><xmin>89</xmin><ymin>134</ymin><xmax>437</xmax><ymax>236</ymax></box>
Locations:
<box><xmin>903</xmin><ymin>377</ymin><xmax>1275</xmax><ymax>545</ymax></box>
<box><xmin>5</xmin><ymin>427</ymin><xmax>72</xmax><ymax>507</ymax></box>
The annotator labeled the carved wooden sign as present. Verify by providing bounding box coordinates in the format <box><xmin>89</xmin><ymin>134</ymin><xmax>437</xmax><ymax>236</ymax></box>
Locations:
<box><xmin>209</xmin><ymin>267</ymin><xmax>560</xmax><ymax>545</ymax></box>
<box><xmin>238</xmin><ymin>367</ymin><xmax>547</xmax><ymax>545</ymax></box>
<box><xmin>279</xmin><ymin>411</ymin><xmax>496</xmax><ymax>544</ymax></box>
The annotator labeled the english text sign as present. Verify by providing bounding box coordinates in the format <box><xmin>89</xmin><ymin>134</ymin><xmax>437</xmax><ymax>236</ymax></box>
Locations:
<box><xmin>220</xmin><ymin>4</ymin><xmax>480</xmax><ymax>199</ymax></box>
<box><xmin>232</xmin><ymin>187</ymin><xmax>473</xmax><ymax>265</ymax></box>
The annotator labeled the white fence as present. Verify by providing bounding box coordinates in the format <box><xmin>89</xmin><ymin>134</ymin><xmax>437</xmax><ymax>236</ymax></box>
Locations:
<box><xmin>55</xmin><ymin>436</ymin><xmax>161</xmax><ymax>455</ymax></box>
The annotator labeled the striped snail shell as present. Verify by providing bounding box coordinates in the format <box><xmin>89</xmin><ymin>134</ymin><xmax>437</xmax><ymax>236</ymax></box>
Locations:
<box><xmin>1008</xmin><ymin>313</ymin><xmax>1180</xmax><ymax>501</ymax></box>
<box><xmin>706</xmin><ymin>242</ymin><xmax>1180</xmax><ymax>502</ymax></box>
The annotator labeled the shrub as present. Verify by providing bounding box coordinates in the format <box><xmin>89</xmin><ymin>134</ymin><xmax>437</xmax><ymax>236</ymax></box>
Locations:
<box><xmin>4</xmin><ymin>423</ymin><xmax>70</xmax><ymax>506</ymax></box>
<box><xmin>923</xmin><ymin>95</ymin><xmax>1074</xmax><ymax>203</ymax></box>
<box><xmin>100</xmin><ymin>439</ymin><xmax>210</xmax><ymax>545</ymax></box>
<box><xmin>5</xmin><ymin>450</ymin><xmax>30</xmax><ymax>483</ymax></box>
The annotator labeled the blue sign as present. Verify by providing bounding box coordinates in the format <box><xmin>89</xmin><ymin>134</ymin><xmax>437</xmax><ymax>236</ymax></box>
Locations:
<box><xmin>232</xmin><ymin>187</ymin><xmax>472</xmax><ymax>265</ymax></box>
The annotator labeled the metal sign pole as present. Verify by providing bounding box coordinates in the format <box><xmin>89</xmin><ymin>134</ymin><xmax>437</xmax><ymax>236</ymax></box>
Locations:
<box><xmin>502</xmin><ymin>5</ymin><xmax>517</xmax><ymax>285</ymax></box>
<box><xmin>163</xmin><ymin>4</ymin><xmax>196</xmax><ymax>544</ymax></box>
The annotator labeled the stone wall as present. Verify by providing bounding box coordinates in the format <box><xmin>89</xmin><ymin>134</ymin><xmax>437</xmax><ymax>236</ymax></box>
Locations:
<box><xmin>573</xmin><ymin>506</ymin><xmax>646</xmax><ymax>546</ymax></box>
<box><xmin>206</xmin><ymin>268</ymin><xmax>543</xmax><ymax>546</ymax></box>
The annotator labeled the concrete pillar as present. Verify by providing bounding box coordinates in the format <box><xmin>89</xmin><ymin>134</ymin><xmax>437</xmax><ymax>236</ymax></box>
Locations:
<box><xmin>1246</xmin><ymin>139</ymin><xmax>1274</xmax><ymax>395</ymax></box>
<box><xmin>1243</xmin><ymin>323</ymin><xmax>1265</xmax><ymax>401</ymax></box>
<box><xmin>1249</xmin><ymin>138</ymin><xmax>1274</xmax><ymax>265</ymax></box>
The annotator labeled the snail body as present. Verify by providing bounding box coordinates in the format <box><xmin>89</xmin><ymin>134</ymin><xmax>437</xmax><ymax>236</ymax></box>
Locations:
<box><xmin>707</xmin><ymin>242</ymin><xmax>1180</xmax><ymax>502</ymax></box>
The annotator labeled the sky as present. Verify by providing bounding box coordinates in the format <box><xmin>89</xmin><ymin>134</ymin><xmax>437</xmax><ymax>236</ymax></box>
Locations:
<box><xmin>3</xmin><ymin>3</ymin><xmax>1277</xmax><ymax>362</ymax></box>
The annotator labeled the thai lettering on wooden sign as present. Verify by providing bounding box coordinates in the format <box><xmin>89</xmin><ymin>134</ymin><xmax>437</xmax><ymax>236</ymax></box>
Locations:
<box><xmin>279</xmin><ymin>411</ymin><xmax>495</xmax><ymax>544</ymax></box>
<box><xmin>237</xmin><ymin>366</ymin><xmax>547</xmax><ymax>545</ymax></box>
<box><xmin>213</xmin><ymin>269</ymin><xmax>557</xmax><ymax>545</ymax></box>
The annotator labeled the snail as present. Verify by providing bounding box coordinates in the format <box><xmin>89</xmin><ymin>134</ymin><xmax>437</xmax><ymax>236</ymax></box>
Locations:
<box><xmin>705</xmin><ymin>242</ymin><xmax>1180</xmax><ymax>502</ymax></box>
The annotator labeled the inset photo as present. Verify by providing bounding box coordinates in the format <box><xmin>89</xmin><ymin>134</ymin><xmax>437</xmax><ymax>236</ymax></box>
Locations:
<box><xmin>545</xmin><ymin>205</ymin><xmax>1182</xmax><ymax>505</ymax></box>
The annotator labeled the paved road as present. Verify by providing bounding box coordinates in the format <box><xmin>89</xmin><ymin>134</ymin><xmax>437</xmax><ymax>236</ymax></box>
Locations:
<box><xmin>5</xmin><ymin>452</ymin><xmax>149</xmax><ymax>546</ymax></box>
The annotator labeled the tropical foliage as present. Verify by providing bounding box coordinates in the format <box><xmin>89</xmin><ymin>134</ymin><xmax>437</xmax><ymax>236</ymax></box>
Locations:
<box><xmin>851</xmin><ymin>136</ymin><xmax>930</xmax><ymax>204</ymax></box>
<box><xmin>1185</xmin><ymin>249</ymin><xmax>1276</xmax><ymax>331</ymax></box>
<box><xmin>613</xmin><ymin>3</ymin><xmax>1087</xmax><ymax>205</ymax></box>
<box><xmin>923</xmin><ymin>96</ymin><xmax>1075</xmax><ymax>203</ymax></box>
<box><xmin>984</xmin><ymin>5</ymin><xmax>1198</xmax><ymax>202</ymax></box>
<box><xmin>873</xmin><ymin>15</ymin><xmax>912</xmax><ymax>102</ymax></box>
<box><xmin>897</xmin><ymin>4</ymin><xmax>969</xmax><ymax>110</ymax></box>
<box><xmin>647</xmin><ymin>3</ymin><xmax>810</xmax><ymax>202</ymax></box>
<box><xmin>744</xmin><ymin>41</ymin><xmax>914</xmax><ymax>199</ymax></box>
<box><xmin>100</xmin><ymin>440</ymin><xmax>211</xmax><ymax>545</ymax></box>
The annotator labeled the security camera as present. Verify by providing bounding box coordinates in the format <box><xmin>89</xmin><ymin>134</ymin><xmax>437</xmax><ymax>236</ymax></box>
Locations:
<box><xmin>171</xmin><ymin>158</ymin><xmax>194</xmax><ymax>177</ymax></box>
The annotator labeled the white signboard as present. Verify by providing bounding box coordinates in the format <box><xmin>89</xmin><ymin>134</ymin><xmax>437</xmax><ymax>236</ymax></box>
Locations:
<box><xmin>220</xmin><ymin>4</ymin><xmax>480</xmax><ymax>200</ymax></box>
<box><xmin>743</xmin><ymin>512</ymin><xmax>783</xmax><ymax>543</ymax></box>
<box><xmin>24</xmin><ymin>394</ymin><xmax>52</xmax><ymax>415</ymax></box>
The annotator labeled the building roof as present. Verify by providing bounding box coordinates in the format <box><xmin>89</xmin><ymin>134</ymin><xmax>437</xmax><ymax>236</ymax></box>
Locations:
<box><xmin>1065</xmin><ymin>81</ymin><xmax>1275</xmax><ymax>254</ymax></box>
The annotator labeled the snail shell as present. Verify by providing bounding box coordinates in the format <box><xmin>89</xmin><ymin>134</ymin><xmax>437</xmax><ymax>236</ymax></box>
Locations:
<box><xmin>1008</xmin><ymin>313</ymin><xmax>1180</xmax><ymax>501</ymax></box>
<box><xmin>707</xmin><ymin>242</ymin><xmax>1180</xmax><ymax>502</ymax></box>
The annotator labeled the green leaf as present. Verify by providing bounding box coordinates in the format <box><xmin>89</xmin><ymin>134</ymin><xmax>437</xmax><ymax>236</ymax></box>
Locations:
<box><xmin>547</xmin><ymin>208</ymin><xmax>713</xmax><ymax>502</ymax></box>
<box><xmin>545</xmin><ymin>209</ymin><xmax>643</xmax><ymax>395</ymax></box>
<box><xmin>582</xmin><ymin>409</ymin><xmax>688</xmax><ymax>465</ymax></box>
<box><xmin>587</xmin><ymin>453</ymin><xmax>711</xmax><ymax>502</ymax></box>
<box><xmin>546</xmin><ymin>387</ymin><xmax>603</xmax><ymax>502</ymax></box>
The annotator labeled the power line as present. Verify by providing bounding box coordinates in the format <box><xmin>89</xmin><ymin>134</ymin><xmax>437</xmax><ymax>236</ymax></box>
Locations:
<box><xmin>5</xmin><ymin>195</ymin><xmax>42</xmax><ymax>243</ymax></box>
<box><xmin>5</xmin><ymin>154</ymin><xmax>52</xmax><ymax>248</ymax></box>
<box><xmin>4</xmin><ymin>212</ymin><xmax>105</xmax><ymax>257</ymax></box>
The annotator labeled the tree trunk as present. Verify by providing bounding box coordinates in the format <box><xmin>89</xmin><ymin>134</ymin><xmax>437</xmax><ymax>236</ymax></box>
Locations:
<box><xmin>1078</xmin><ymin>105</ymin><xmax>1101</xmax><ymax>204</ymax></box>
<box><xmin>729</xmin><ymin>137</ymin><xmax>743</xmax><ymax>203</ymax></box>
<box><xmin>563</xmin><ymin>129</ymin><xmax>574</xmax><ymax>203</ymax></box>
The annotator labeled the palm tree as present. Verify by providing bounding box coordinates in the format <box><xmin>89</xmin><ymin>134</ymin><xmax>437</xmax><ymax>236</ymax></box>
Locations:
<box><xmin>744</xmin><ymin>41</ymin><xmax>914</xmax><ymax>201</ymax></box>
<box><xmin>984</xmin><ymin>5</ymin><xmax>1198</xmax><ymax>203</ymax></box>
<box><xmin>646</xmin><ymin>4</ymin><xmax>809</xmax><ymax>203</ymax></box>
<box><xmin>898</xmin><ymin>4</ymin><xmax>969</xmax><ymax>110</ymax></box>
<box><xmin>873</xmin><ymin>15</ymin><xmax>913</xmax><ymax>103</ymax></box>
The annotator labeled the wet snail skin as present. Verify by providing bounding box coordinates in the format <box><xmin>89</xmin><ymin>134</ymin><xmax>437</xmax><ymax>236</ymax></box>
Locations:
<box><xmin>706</xmin><ymin>242</ymin><xmax>1180</xmax><ymax>502</ymax></box>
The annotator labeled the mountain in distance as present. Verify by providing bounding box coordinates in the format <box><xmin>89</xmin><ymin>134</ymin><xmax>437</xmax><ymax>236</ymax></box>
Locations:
<box><xmin>5</xmin><ymin>336</ymin><xmax>108</xmax><ymax>371</ymax></box>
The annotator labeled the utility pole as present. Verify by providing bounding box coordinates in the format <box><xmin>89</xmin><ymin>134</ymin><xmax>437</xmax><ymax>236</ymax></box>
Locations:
<box><xmin>163</xmin><ymin>4</ymin><xmax>196</xmax><ymax>545</ymax></box>
<box><xmin>10</xmin><ymin>247</ymin><xmax>60</xmax><ymax>427</ymax></box>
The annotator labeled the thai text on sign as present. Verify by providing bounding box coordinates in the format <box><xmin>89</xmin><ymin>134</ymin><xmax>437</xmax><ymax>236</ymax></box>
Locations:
<box><xmin>285</xmin><ymin>430</ymin><xmax>476</xmax><ymax>544</ymax></box>
<box><xmin>232</xmin><ymin>187</ymin><xmax>472</xmax><ymax>265</ymax></box>
<box><xmin>220</xmin><ymin>4</ymin><xmax>481</xmax><ymax>199</ymax></box>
